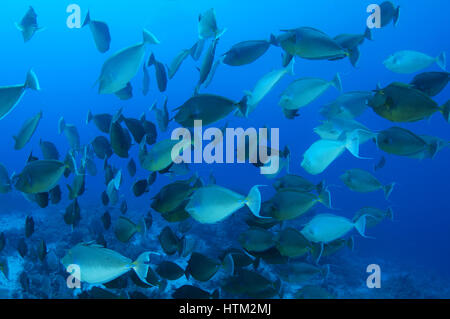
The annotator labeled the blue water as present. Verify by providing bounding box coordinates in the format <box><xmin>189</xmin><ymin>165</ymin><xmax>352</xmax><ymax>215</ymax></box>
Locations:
<box><xmin>0</xmin><ymin>0</ymin><xmax>449</xmax><ymax>298</ymax></box>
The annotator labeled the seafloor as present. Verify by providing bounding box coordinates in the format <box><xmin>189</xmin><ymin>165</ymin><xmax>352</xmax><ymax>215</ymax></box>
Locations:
<box><xmin>1</xmin><ymin>193</ymin><xmax>449</xmax><ymax>299</ymax></box>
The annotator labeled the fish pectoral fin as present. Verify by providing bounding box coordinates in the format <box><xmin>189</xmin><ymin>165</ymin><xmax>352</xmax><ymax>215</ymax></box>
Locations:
<box><xmin>92</xmin><ymin>78</ymin><xmax>100</xmax><ymax>90</ymax></box>
<box><xmin>15</xmin><ymin>22</ymin><xmax>24</xmax><ymax>31</ymax></box>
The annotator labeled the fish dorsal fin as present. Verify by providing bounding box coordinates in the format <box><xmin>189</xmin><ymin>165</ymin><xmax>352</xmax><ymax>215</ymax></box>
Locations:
<box><xmin>83</xmin><ymin>241</ymin><xmax>104</xmax><ymax>248</ymax></box>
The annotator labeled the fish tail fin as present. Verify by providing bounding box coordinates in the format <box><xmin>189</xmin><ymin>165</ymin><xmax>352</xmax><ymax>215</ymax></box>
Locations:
<box><xmin>386</xmin><ymin>207</ymin><xmax>394</xmax><ymax>221</ymax></box>
<box><xmin>58</xmin><ymin>117</ymin><xmax>66</xmax><ymax>135</ymax></box>
<box><xmin>354</xmin><ymin>215</ymin><xmax>367</xmax><ymax>238</ymax></box>
<box><xmin>286</xmin><ymin>56</ymin><xmax>295</xmax><ymax>76</ymax></box>
<box><xmin>440</xmin><ymin>100</ymin><xmax>450</xmax><ymax>122</ymax></box>
<box><xmin>215</xmin><ymin>28</ymin><xmax>227</xmax><ymax>40</ymax></box>
<box><xmin>332</xmin><ymin>73</ymin><xmax>342</xmax><ymax>92</ymax></box>
<box><xmin>147</xmin><ymin>52</ymin><xmax>156</xmax><ymax>67</ymax></box>
<box><xmin>284</xmin><ymin>145</ymin><xmax>291</xmax><ymax>174</ymax></box>
<box><xmin>148</xmin><ymin>100</ymin><xmax>157</xmax><ymax>113</ymax></box>
<box><xmin>274</xmin><ymin>278</ymin><xmax>282</xmax><ymax>297</ymax></box>
<box><xmin>253</xmin><ymin>256</ymin><xmax>261</xmax><ymax>270</ymax></box>
<box><xmin>245</xmin><ymin>185</ymin><xmax>263</xmax><ymax>218</ymax></box>
<box><xmin>82</xmin><ymin>10</ymin><xmax>90</xmax><ymax>27</ymax></box>
<box><xmin>437</xmin><ymin>52</ymin><xmax>446</xmax><ymax>71</ymax></box>
<box><xmin>345</xmin><ymin>131</ymin><xmax>360</xmax><ymax>158</ymax></box>
<box><xmin>310</xmin><ymin>242</ymin><xmax>323</xmax><ymax>264</ymax></box>
<box><xmin>237</xmin><ymin>95</ymin><xmax>249</xmax><ymax>118</ymax></box>
<box><xmin>347</xmin><ymin>236</ymin><xmax>355</xmax><ymax>251</ymax></box>
<box><xmin>143</xmin><ymin>29</ymin><xmax>160</xmax><ymax>45</ymax></box>
<box><xmin>193</xmin><ymin>84</ymin><xmax>200</xmax><ymax>96</ymax></box>
<box><xmin>66</xmin><ymin>185</ymin><xmax>75</xmax><ymax>200</ymax></box>
<box><xmin>15</xmin><ymin>22</ymin><xmax>23</xmax><ymax>32</ymax></box>
<box><xmin>86</xmin><ymin>110</ymin><xmax>93</xmax><ymax>124</ymax></box>
<box><xmin>24</xmin><ymin>69</ymin><xmax>40</xmax><ymax>91</ymax></box>
<box><xmin>69</xmin><ymin>153</ymin><xmax>79</xmax><ymax>176</ymax></box>
<box><xmin>321</xmin><ymin>264</ymin><xmax>330</xmax><ymax>280</ymax></box>
<box><xmin>137</xmin><ymin>217</ymin><xmax>147</xmax><ymax>235</ymax></box>
<box><xmin>222</xmin><ymin>253</ymin><xmax>235</xmax><ymax>276</ymax></box>
<box><xmin>364</xmin><ymin>26</ymin><xmax>373</xmax><ymax>41</ymax></box>
<box><xmin>316</xmin><ymin>181</ymin><xmax>325</xmax><ymax>194</ymax></box>
<box><xmin>211</xmin><ymin>289</ymin><xmax>220</xmax><ymax>299</ymax></box>
<box><xmin>132</xmin><ymin>252</ymin><xmax>152</xmax><ymax>286</ymax></box>
<box><xmin>393</xmin><ymin>6</ymin><xmax>400</xmax><ymax>26</ymax></box>
<box><xmin>383</xmin><ymin>182</ymin><xmax>395</xmax><ymax>200</ymax></box>
<box><xmin>113</xmin><ymin>170</ymin><xmax>122</xmax><ymax>190</ymax></box>
<box><xmin>0</xmin><ymin>260</ymin><xmax>9</xmax><ymax>280</ymax></box>
<box><xmin>269</xmin><ymin>33</ymin><xmax>279</xmax><ymax>46</ymax></box>
<box><xmin>345</xmin><ymin>130</ymin><xmax>372</xmax><ymax>159</ymax></box>
<box><xmin>177</xmin><ymin>236</ymin><xmax>185</xmax><ymax>256</ymax></box>
<box><xmin>348</xmin><ymin>47</ymin><xmax>361</xmax><ymax>68</ymax></box>
<box><xmin>428</xmin><ymin>140</ymin><xmax>439</xmax><ymax>159</ymax></box>
<box><xmin>318</xmin><ymin>187</ymin><xmax>331</xmax><ymax>208</ymax></box>
<box><xmin>158</xmin><ymin>280</ymin><xmax>168</xmax><ymax>293</ymax></box>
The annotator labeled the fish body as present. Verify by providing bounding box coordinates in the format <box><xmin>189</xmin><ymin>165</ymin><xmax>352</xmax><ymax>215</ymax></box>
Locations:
<box><xmin>379</xmin><ymin>1</ymin><xmax>400</xmax><ymax>27</ymax></box>
<box><xmin>39</xmin><ymin>139</ymin><xmax>60</xmax><ymax>160</ymax></box>
<box><xmin>320</xmin><ymin>91</ymin><xmax>371</xmax><ymax>120</ymax></box>
<box><xmin>333</xmin><ymin>28</ymin><xmax>371</xmax><ymax>51</ymax></box>
<box><xmin>152</xmin><ymin>176</ymin><xmax>198</xmax><ymax>213</ymax></box>
<box><xmin>186</xmin><ymin>185</ymin><xmax>263</xmax><ymax>224</ymax></box>
<box><xmin>277</xmin><ymin>27</ymin><xmax>348</xmax><ymax>60</ymax></box>
<box><xmin>333</xmin><ymin>28</ymin><xmax>372</xmax><ymax>66</ymax></box>
<box><xmin>97</xmin><ymin>30</ymin><xmax>158</xmax><ymax>94</ymax></box>
<box><xmin>275</xmin><ymin>227</ymin><xmax>312</xmax><ymax>258</ymax></box>
<box><xmin>198</xmin><ymin>8</ymin><xmax>226</xmax><ymax>40</ymax></box>
<box><xmin>0</xmin><ymin>70</ymin><xmax>40</xmax><ymax>120</ymax></box>
<box><xmin>268</xmin><ymin>188</ymin><xmax>330</xmax><ymax>221</ymax></box>
<box><xmin>353</xmin><ymin>207</ymin><xmax>393</xmax><ymax>228</ymax></box>
<box><xmin>82</xmin><ymin>11</ymin><xmax>111</xmax><ymax>53</ymax></box>
<box><xmin>368</xmin><ymin>82</ymin><xmax>448</xmax><ymax>123</ymax></box>
<box><xmin>151</xmin><ymin>98</ymin><xmax>170</xmax><ymax>132</ymax></box>
<box><xmin>114</xmin><ymin>216</ymin><xmax>146</xmax><ymax>243</ymax></box>
<box><xmin>222</xmin><ymin>40</ymin><xmax>271</xmax><ymax>66</ymax></box>
<box><xmin>91</xmin><ymin>136</ymin><xmax>112</xmax><ymax>159</ymax></box>
<box><xmin>58</xmin><ymin>117</ymin><xmax>81</xmax><ymax>150</ymax></box>
<box><xmin>280</xmin><ymin>74</ymin><xmax>342</xmax><ymax>110</ymax></box>
<box><xmin>139</xmin><ymin>138</ymin><xmax>190</xmax><ymax>172</ymax></box>
<box><xmin>301</xmin><ymin>214</ymin><xmax>366</xmax><ymax>243</ymax></box>
<box><xmin>376</xmin><ymin>126</ymin><xmax>437</xmax><ymax>157</ymax></box>
<box><xmin>196</xmin><ymin>38</ymin><xmax>219</xmax><ymax>91</ymax></box>
<box><xmin>239</xmin><ymin>227</ymin><xmax>275</xmax><ymax>252</ymax></box>
<box><xmin>273</xmin><ymin>174</ymin><xmax>321</xmax><ymax>193</ymax></box>
<box><xmin>86</xmin><ymin>111</ymin><xmax>112</xmax><ymax>134</ymax></box>
<box><xmin>16</xmin><ymin>6</ymin><xmax>42</xmax><ymax>42</ymax></box>
<box><xmin>148</xmin><ymin>53</ymin><xmax>168</xmax><ymax>92</ymax></box>
<box><xmin>302</xmin><ymin>130</ymin><xmax>363</xmax><ymax>175</ymax></box>
<box><xmin>0</xmin><ymin>164</ymin><xmax>12</xmax><ymax>193</ymax></box>
<box><xmin>314</xmin><ymin>118</ymin><xmax>375</xmax><ymax>144</ymax></box>
<box><xmin>110</xmin><ymin>117</ymin><xmax>132</xmax><ymax>158</ymax></box>
<box><xmin>14</xmin><ymin>111</ymin><xmax>42</xmax><ymax>150</ymax></box>
<box><xmin>277</xmin><ymin>262</ymin><xmax>328</xmax><ymax>284</ymax></box>
<box><xmin>295</xmin><ymin>285</ymin><xmax>335</xmax><ymax>299</ymax></box>
<box><xmin>168</xmin><ymin>49</ymin><xmax>191</xmax><ymax>79</ymax></box>
<box><xmin>384</xmin><ymin>50</ymin><xmax>446</xmax><ymax>74</ymax></box>
<box><xmin>410</xmin><ymin>71</ymin><xmax>450</xmax><ymax>97</ymax></box>
<box><xmin>242</xmin><ymin>58</ymin><xmax>295</xmax><ymax>116</ymax></box>
<box><xmin>340</xmin><ymin>169</ymin><xmax>395</xmax><ymax>199</ymax></box>
<box><xmin>175</xmin><ymin>94</ymin><xmax>245</xmax><ymax>127</ymax></box>
<box><xmin>61</xmin><ymin>242</ymin><xmax>152</xmax><ymax>285</ymax></box>
<box><xmin>14</xmin><ymin>160</ymin><xmax>66</xmax><ymax>194</ymax></box>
